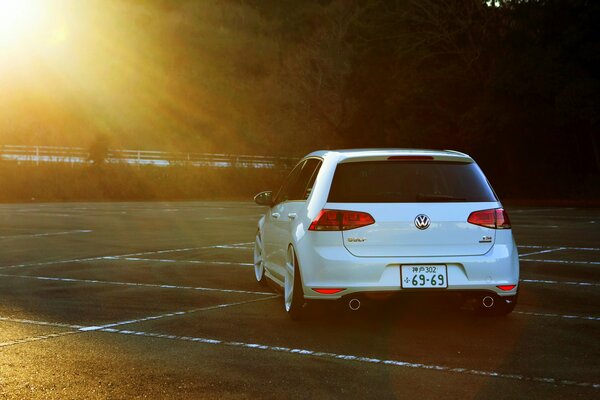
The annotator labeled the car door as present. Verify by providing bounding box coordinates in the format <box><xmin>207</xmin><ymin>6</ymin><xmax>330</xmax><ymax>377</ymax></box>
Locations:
<box><xmin>267</xmin><ymin>159</ymin><xmax>322</xmax><ymax>282</ymax></box>
<box><xmin>263</xmin><ymin>161</ymin><xmax>305</xmax><ymax>281</ymax></box>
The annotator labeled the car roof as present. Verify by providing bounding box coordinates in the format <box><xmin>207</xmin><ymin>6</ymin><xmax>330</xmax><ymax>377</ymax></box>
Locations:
<box><xmin>305</xmin><ymin>148</ymin><xmax>473</xmax><ymax>163</ymax></box>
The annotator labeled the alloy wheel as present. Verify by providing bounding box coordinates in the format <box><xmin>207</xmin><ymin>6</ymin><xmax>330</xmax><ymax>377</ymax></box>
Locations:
<box><xmin>254</xmin><ymin>232</ymin><xmax>265</xmax><ymax>283</ymax></box>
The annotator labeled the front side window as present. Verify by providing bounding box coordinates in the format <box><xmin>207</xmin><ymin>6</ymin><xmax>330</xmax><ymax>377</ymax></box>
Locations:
<box><xmin>289</xmin><ymin>159</ymin><xmax>322</xmax><ymax>201</ymax></box>
<box><xmin>274</xmin><ymin>161</ymin><xmax>305</xmax><ymax>205</ymax></box>
<box><xmin>274</xmin><ymin>159</ymin><xmax>322</xmax><ymax>204</ymax></box>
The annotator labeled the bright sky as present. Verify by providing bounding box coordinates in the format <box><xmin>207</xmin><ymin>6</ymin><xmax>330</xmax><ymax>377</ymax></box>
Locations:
<box><xmin>0</xmin><ymin>0</ymin><xmax>68</xmax><ymax>58</ymax></box>
<box><xmin>0</xmin><ymin>0</ymin><xmax>156</xmax><ymax>148</ymax></box>
<box><xmin>0</xmin><ymin>0</ymin><xmax>265</xmax><ymax>153</ymax></box>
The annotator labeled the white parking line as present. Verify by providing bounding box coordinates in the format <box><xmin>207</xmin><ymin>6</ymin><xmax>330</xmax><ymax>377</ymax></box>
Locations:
<box><xmin>518</xmin><ymin>245</ymin><xmax>600</xmax><ymax>251</ymax></box>
<box><xmin>79</xmin><ymin>295</ymin><xmax>279</xmax><ymax>332</ymax></box>
<box><xmin>10</xmin><ymin>212</ymin><xmax>75</xmax><ymax>217</ymax></box>
<box><xmin>0</xmin><ymin>256</ymin><xmax>108</xmax><ymax>270</ymax></box>
<box><xmin>515</xmin><ymin>311</ymin><xmax>600</xmax><ymax>322</ymax></box>
<box><xmin>117</xmin><ymin>247</ymin><xmax>207</xmax><ymax>258</ymax></box>
<box><xmin>0</xmin><ymin>242</ymin><xmax>254</xmax><ymax>270</ymax></box>
<box><xmin>521</xmin><ymin>278</ymin><xmax>600</xmax><ymax>287</ymax></box>
<box><xmin>0</xmin><ymin>274</ymin><xmax>274</xmax><ymax>295</ymax></box>
<box><xmin>520</xmin><ymin>259</ymin><xmax>600</xmax><ymax>266</ymax></box>
<box><xmin>96</xmin><ymin>328</ymin><xmax>600</xmax><ymax>389</ymax></box>
<box><xmin>517</xmin><ymin>244</ymin><xmax>600</xmax><ymax>265</ymax></box>
<box><xmin>0</xmin><ymin>230</ymin><xmax>93</xmax><ymax>239</ymax></box>
<box><xmin>0</xmin><ymin>316</ymin><xmax>84</xmax><ymax>329</ymax></box>
<box><xmin>114</xmin><ymin>257</ymin><xmax>253</xmax><ymax>267</ymax></box>
<box><xmin>0</xmin><ymin>296</ymin><xmax>280</xmax><ymax>347</ymax></box>
<box><xmin>519</xmin><ymin>248</ymin><xmax>564</xmax><ymax>257</ymax></box>
<box><xmin>213</xmin><ymin>244</ymin><xmax>253</xmax><ymax>249</ymax></box>
<box><xmin>0</xmin><ymin>331</ymin><xmax>78</xmax><ymax>348</ymax></box>
<box><xmin>116</xmin><ymin>242</ymin><xmax>254</xmax><ymax>258</ymax></box>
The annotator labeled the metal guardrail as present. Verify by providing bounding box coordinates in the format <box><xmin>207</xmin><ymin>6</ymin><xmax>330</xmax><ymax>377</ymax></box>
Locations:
<box><xmin>0</xmin><ymin>145</ymin><xmax>298</xmax><ymax>169</ymax></box>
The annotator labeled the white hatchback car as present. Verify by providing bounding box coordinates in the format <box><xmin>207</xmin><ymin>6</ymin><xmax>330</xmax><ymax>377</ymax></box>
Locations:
<box><xmin>253</xmin><ymin>149</ymin><xmax>519</xmax><ymax>319</ymax></box>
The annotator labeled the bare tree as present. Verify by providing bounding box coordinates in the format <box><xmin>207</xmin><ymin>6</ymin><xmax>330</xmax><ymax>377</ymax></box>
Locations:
<box><xmin>278</xmin><ymin>1</ymin><xmax>370</xmax><ymax>149</ymax></box>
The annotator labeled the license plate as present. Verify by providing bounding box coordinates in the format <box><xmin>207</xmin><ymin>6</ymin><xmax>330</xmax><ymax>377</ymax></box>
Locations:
<box><xmin>401</xmin><ymin>265</ymin><xmax>448</xmax><ymax>289</ymax></box>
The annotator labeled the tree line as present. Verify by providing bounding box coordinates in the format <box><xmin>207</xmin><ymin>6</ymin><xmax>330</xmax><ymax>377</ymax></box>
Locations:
<box><xmin>234</xmin><ymin>0</ymin><xmax>599</xmax><ymax>198</ymax></box>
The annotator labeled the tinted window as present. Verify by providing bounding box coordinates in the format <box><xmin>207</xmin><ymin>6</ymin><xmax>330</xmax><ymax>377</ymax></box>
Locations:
<box><xmin>289</xmin><ymin>159</ymin><xmax>322</xmax><ymax>201</ymax></box>
<box><xmin>274</xmin><ymin>161</ymin><xmax>305</xmax><ymax>204</ymax></box>
<box><xmin>303</xmin><ymin>159</ymin><xmax>322</xmax><ymax>200</ymax></box>
<box><xmin>328</xmin><ymin>161</ymin><xmax>497</xmax><ymax>203</ymax></box>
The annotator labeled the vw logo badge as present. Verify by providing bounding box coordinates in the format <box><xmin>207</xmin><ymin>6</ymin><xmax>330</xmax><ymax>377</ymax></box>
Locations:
<box><xmin>414</xmin><ymin>214</ymin><xmax>431</xmax><ymax>230</ymax></box>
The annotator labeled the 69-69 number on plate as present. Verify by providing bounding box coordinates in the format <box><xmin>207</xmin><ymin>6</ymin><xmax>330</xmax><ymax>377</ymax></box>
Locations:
<box><xmin>401</xmin><ymin>265</ymin><xmax>448</xmax><ymax>289</ymax></box>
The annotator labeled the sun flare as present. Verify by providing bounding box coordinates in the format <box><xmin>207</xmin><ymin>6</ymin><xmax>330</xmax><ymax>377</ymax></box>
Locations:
<box><xmin>0</xmin><ymin>0</ymin><xmax>45</xmax><ymax>47</ymax></box>
<box><xmin>0</xmin><ymin>0</ymin><xmax>67</xmax><ymax>56</ymax></box>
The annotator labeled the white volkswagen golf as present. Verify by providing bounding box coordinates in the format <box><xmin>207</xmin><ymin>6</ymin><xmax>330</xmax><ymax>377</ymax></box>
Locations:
<box><xmin>253</xmin><ymin>149</ymin><xmax>519</xmax><ymax>319</ymax></box>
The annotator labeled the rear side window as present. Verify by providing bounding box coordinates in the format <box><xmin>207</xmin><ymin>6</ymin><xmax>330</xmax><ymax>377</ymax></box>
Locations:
<box><xmin>328</xmin><ymin>161</ymin><xmax>497</xmax><ymax>203</ymax></box>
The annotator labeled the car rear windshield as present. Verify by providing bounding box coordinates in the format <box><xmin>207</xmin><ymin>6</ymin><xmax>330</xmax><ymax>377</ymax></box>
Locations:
<box><xmin>328</xmin><ymin>161</ymin><xmax>497</xmax><ymax>203</ymax></box>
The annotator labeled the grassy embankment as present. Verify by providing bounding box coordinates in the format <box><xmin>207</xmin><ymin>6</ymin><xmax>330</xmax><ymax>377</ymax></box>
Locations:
<box><xmin>0</xmin><ymin>163</ymin><xmax>285</xmax><ymax>202</ymax></box>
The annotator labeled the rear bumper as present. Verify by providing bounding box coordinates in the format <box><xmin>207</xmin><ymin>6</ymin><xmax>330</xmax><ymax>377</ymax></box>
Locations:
<box><xmin>334</xmin><ymin>290</ymin><xmax>518</xmax><ymax>306</ymax></box>
<box><xmin>297</xmin><ymin>239</ymin><xmax>519</xmax><ymax>300</ymax></box>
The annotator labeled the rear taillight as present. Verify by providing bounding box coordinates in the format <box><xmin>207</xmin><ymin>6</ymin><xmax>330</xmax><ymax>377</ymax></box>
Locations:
<box><xmin>497</xmin><ymin>285</ymin><xmax>516</xmax><ymax>291</ymax></box>
<box><xmin>312</xmin><ymin>288</ymin><xmax>345</xmax><ymax>295</ymax></box>
<box><xmin>467</xmin><ymin>208</ymin><xmax>511</xmax><ymax>229</ymax></box>
<box><xmin>308</xmin><ymin>209</ymin><xmax>375</xmax><ymax>231</ymax></box>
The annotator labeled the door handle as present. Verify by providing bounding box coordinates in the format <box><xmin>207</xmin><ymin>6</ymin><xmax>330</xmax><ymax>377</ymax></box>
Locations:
<box><xmin>271</xmin><ymin>212</ymin><xmax>280</xmax><ymax>219</ymax></box>
<box><xmin>288</xmin><ymin>213</ymin><xmax>297</xmax><ymax>220</ymax></box>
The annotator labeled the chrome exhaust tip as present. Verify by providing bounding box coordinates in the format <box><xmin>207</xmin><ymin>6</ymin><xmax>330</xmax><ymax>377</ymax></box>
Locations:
<box><xmin>348</xmin><ymin>298</ymin><xmax>361</xmax><ymax>311</ymax></box>
<box><xmin>482</xmin><ymin>296</ymin><xmax>495</xmax><ymax>308</ymax></box>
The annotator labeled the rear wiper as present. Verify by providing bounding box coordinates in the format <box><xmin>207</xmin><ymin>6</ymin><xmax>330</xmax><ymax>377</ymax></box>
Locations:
<box><xmin>416</xmin><ymin>193</ymin><xmax>466</xmax><ymax>202</ymax></box>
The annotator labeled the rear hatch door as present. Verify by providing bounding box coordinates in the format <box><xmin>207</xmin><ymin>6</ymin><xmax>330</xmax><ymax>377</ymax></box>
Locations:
<box><xmin>337</xmin><ymin>202</ymin><xmax>497</xmax><ymax>257</ymax></box>
<box><xmin>327</xmin><ymin>158</ymin><xmax>499</xmax><ymax>257</ymax></box>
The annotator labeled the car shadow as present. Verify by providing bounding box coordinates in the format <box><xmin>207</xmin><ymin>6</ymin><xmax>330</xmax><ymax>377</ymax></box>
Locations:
<box><xmin>298</xmin><ymin>295</ymin><xmax>505</xmax><ymax>328</ymax></box>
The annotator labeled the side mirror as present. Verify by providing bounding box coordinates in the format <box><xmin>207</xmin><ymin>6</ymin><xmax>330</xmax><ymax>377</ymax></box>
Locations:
<box><xmin>254</xmin><ymin>191</ymin><xmax>274</xmax><ymax>206</ymax></box>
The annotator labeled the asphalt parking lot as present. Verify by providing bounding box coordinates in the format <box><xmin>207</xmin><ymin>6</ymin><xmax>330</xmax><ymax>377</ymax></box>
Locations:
<box><xmin>0</xmin><ymin>201</ymin><xmax>598</xmax><ymax>399</ymax></box>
